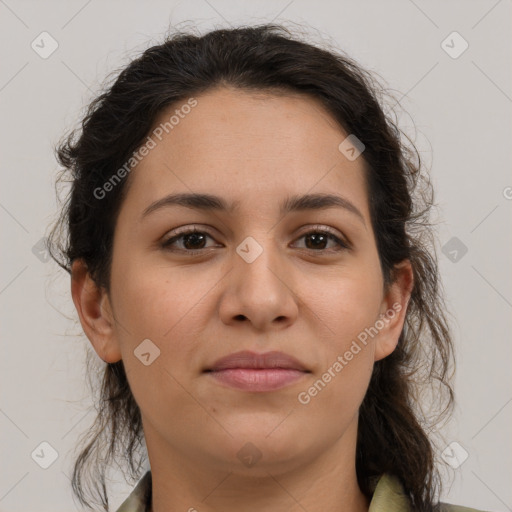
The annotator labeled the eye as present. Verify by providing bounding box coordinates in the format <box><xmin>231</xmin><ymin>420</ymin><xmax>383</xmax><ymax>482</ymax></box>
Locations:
<box><xmin>292</xmin><ymin>227</ymin><xmax>350</xmax><ymax>252</ymax></box>
<box><xmin>161</xmin><ymin>227</ymin><xmax>217</xmax><ymax>253</ymax></box>
<box><xmin>160</xmin><ymin>225</ymin><xmax>350</xmax><ymax>254</ymax></box>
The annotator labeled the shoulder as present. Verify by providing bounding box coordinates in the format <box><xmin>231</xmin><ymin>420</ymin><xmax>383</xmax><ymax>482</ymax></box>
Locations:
<box><xmin>115</xmin><ymin>470</ymin><xmax>152</xmax><ymax>512</ymax></box>
<box><xmin>438</xmin><ymin>503</ymin><xmax>493</xmax><ymax>512</ymax></box>
<box><xmin>370</xmin><ymin>473</ymin><xmax>494</xmax><ymax>512</ymax></box>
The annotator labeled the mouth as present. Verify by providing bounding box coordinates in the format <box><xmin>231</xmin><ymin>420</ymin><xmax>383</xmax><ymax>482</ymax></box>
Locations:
<box><xmin>204</xmin><ymin>350</ymin><xmax>311</xmax><ymax>392</ymax></box>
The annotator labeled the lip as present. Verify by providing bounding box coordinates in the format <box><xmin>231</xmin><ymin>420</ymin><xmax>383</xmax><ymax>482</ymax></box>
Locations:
<box><xmin>204</xmin><ymin>350</ymin><xmax>310</xmax><ymax>392</ymax></box>
<box><xmin>207</xmin><ymin>350</ymin><xmax>309</xmax><ymax>371</ymax></box>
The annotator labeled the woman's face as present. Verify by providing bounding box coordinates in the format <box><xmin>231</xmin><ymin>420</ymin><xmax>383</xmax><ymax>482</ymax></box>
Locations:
<box><xmin>75</xmin><ymin>86</ymin><xmax>412</xmax><ymax>477</ymax></box>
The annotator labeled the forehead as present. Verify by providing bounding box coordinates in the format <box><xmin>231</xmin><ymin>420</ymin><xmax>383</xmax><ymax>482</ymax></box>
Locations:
<box><xmin>150</xmin><ymin>86</ymin><xmax>345</xmax><ymax>158</ymax></box>
<box><xmin>121</xmin><ymin>86</ymin><xmax>371</xmax><ymax>223</ymax></box>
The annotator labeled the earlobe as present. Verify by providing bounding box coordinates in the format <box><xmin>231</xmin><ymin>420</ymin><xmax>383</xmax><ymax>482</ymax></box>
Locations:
<box><xmin>70</xmin><ymin>259</ymin><xmax>122</xmax><ymax>363</ymax></box>
<box><xmin>374</xmin><ymin>259</ymin><xmax>414</xmax><ymax>362</ymax></box>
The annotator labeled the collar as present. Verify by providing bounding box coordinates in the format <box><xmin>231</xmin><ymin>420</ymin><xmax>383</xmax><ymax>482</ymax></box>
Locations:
<box><xmin>115</xmin><ymin>471</ymin><xmax>411</xmax><ymax>512</ymax></box>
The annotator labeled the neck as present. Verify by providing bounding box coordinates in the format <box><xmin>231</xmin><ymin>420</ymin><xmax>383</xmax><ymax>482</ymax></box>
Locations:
<box><xmin>146</xmin><ymin>418</ymin><xmax>370</xmax><ymax>512</ymax></box>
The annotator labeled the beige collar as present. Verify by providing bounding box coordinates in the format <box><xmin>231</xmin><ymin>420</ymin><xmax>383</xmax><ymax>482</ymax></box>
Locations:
<box><xmin>116</xmin><ymin>471</ymin><xmax>411</xmax><ymax>512</ymax></box>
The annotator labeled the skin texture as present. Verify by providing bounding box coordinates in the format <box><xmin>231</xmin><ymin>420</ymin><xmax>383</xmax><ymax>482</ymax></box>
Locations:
<box><xmin>71</xmin><ymin>87</ymin><xmax>414</xmax><ymax>512</ymax></box>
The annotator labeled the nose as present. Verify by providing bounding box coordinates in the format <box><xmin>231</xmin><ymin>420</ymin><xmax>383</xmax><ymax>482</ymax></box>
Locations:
<box><xmin>218</xmin><ymin>238</ymin><xmax>299</xmax><ymax>332</ymax></box>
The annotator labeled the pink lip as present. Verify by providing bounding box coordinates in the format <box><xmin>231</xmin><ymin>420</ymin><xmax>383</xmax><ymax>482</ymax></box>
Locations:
<box><xmin>208</xmin><ymin>368</ymin><xmax>306</xmax><ymax>391</ymax></box>
<box><xmin>204</xmin><ymin>350</ymin><xmax>310</xmax><ymax>392</ymax></box>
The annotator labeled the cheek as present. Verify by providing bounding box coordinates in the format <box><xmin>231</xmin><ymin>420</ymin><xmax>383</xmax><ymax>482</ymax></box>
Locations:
<box><xmin>111</xmin><ymin>267</ymin><xmax>211</xmax><ymax>425</ymax></box>
<box><xmin>109</xmin><ymin>258</ymin><xmax>214</xmax><ymax>394</ymax></box>
<box><xmin>297</xmin><ymin>307</ymin><xmax>376</xmax><ymax>419</ymax></box>
<box><xmin>293</xmin><ymin>337</ymin><xmax>375</xmax><ymax>456</ymax></box>
<box><xmin>300</xmin><ymin>269</ymin><xmax>381</xmax><ymax>403</ymax></box>
<box><xmin>112</xmin><ymin>256</ymin><xmax>209</xmax><ymax>338</ymax></box>
<box><xmin>312</xmin><ymin>268</ymin><xmax>383</xmax><ymax>339</ymax></box>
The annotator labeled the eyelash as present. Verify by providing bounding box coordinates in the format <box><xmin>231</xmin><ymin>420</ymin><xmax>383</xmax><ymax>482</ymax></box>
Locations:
<box><xmin>160</xmin><ymin>225</ymin><xmax>350</xmax><ymax>255</ymax></box>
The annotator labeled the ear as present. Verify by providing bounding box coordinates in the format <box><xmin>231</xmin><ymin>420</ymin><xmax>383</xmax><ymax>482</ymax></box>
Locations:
<box><xmin>374</xmin><ymin>259</ymin><xmax>414</xmax><ymax>362</ymax></box>
<box><xmin>70</xmin><ymin>259</ymin><xmax>122</xmax><ymax>363</ymax></box>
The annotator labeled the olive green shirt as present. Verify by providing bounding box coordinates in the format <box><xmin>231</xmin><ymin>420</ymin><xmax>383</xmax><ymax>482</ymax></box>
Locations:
<box><xmin>115</xmin><ymin>470</ymin><xmax>489</xmax><ymax>512</ymax></box>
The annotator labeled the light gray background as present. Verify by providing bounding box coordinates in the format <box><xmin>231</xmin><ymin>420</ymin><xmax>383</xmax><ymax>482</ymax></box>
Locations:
<box><xmin>1</xmin><ymin>1</ymin><xmax>511</xmax><ymax>511</ymax></box>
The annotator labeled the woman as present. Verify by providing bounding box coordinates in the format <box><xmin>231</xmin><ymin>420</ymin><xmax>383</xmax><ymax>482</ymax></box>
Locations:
<box><xmin>48</xmin><ymin>24</ymin><xmax>488</xmax><ymax>512</ymax></box>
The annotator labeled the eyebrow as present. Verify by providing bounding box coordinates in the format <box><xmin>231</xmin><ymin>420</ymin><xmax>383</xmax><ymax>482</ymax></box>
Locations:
<box><xmin>141</xmin><ymin>192</ymin><xmax>366</xmax><ymax>226</ymax></box>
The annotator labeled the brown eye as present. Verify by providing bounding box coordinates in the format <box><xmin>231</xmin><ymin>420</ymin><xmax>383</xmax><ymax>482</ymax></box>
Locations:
<box><xmin>293</xmin><ymin>228</ymin><xmax>349</xmax><ymax>252</ymax></box>
<box><xmin>161</xmin><ymin>226</ymin><xmax>350</xmax><ymax>255</ymax></box>
<box><xmin>161</xmin><ymin>228</ymin><xmax>216</xmax><ymax>253</ymax></box>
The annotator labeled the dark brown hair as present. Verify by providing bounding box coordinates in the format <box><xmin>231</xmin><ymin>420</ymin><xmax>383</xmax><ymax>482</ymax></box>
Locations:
<box><xmin>48</xmin><ymin>23</ymin><xmax>455</xmax><ymax>512</ymax></box>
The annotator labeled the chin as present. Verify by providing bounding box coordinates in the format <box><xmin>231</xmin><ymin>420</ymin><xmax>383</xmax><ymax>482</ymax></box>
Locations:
<box><xmin>209</xmin><ymin>419</ymin><xmax>311</xmax><ymax>472</ymax></box>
